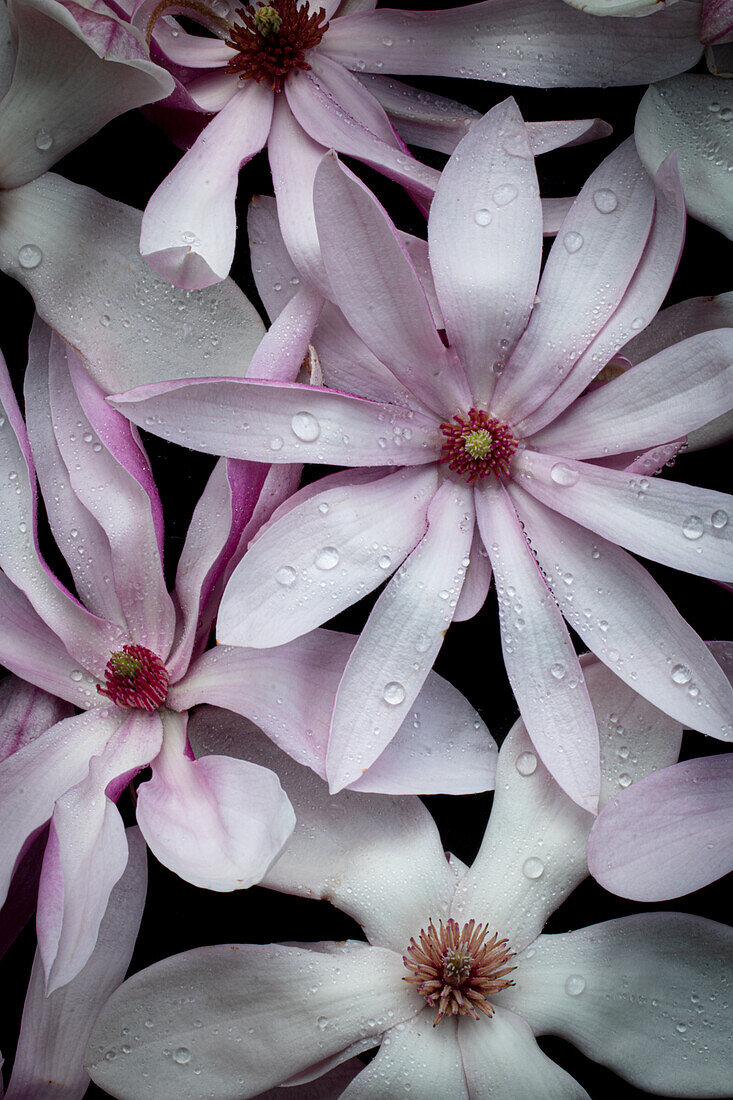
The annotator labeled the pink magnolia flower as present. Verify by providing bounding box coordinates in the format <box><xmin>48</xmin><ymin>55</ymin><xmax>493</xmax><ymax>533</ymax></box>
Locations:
<box><xmin>0</xmin><ymin>321</ymin><xmax>496</xmax><ymax>991</ymax></box>
<box><xmin>119</xmin><ymin>0</ymin><xmax>701</xmax><ymax>289</ymax></box>
<box><xmin>113</xmin><ymin>101</ymin><xmax>733</xmax><ymax>813</ymax></box>
<box><xmin>85</xmin><ymin>657</ymin><xmax>733</xmax><ymax>1099</ymax></box>
<box><xmin>588</xmin><ymin>640</ymin><xmax>733</xmax><ymax>901</ymax></box>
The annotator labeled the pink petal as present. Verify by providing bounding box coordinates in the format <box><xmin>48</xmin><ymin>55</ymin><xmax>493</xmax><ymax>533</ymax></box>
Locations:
<box><xmin>428</xmin><ymin>98</ymin><xmax>542</xmax><ymax>407</ymax></box>
<box><xmin>314</xmin><ymin>151</ymin><xmax>469</xmax><ymax>414</ymax></box>
<box><xmin>6</xmin><ymin>827</ymin><xmax>146</xmax><ymax>1100</ymax></box>
<box><xmin>510</xmin><ymin>485</ymin><xmax>733</xmax><ymax>742</ymax></box>
<box><xmin>216</xmin><ymin>465</ymin><xmax>438</xmax><ymax>648</ymax></box>
<box><xmin>321</xmin><ymin>0</ymin><xmax>702</xmax><ymax>86</ymax></box>
<box><xmin>475</xmin><ymin>480</ymin><xmax>600</xmax><ymax>812</ymax></box>
<box><xmin>702</xmin><ymin>0</ymin><xmax>733</xmax><ymax>44</ymax></box>
<box><xmin>326</xmin><ymin>479</ymin><xmax>475</xmax><ymax>791</ymax></box>
<box><xmin>246</xmin><ymin>284</ymin><xmax>325</xmax><ymax>382</ymax></box>
<box><xmin>136</xmin><ymin>709</ymin><xmax>295</xmax><ymax>890</ymax></box>
<box><xmin>0</xmin><ymin>828</ymin><xmax>46</xmax><ymax>964</ymax></box>
<box><xmin>247</xmin><ymin>191</ymin><xmax>310</xmax><ymax>320</ymax></box>
<box><xmin>0</xmin><ymin>0</ymin><xmax>172</xmax><ymax>190</ymax></box>
<box><xmin>141</xmin><ymin>82</ymin><xmax>273</xmax><ymax>288</ymax></box>
<box><xmin>514</xmin><ymin>449</ymin><xmax>733</xmax><ymax>582</ymax></box>
<box><xmin>0</xmin><ymin>676</ymin><xmax>73</xmax><ymax>763</ymax></box>
<box><xmin>493</xmin><ymin>138</ymin><xmax>656</xmax><ymax>426</ymax></box>
<box><xmin>588</xmin><ymin>755</ymin><xmax>733</xmax><ymax>900</ymax></box>
<box><xmin>453</xmin><ymin>526</ymin><xmax>493</xmax><ymax>623</ymax></box>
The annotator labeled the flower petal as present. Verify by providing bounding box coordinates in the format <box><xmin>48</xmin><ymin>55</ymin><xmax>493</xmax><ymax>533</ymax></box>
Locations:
<box><xmin>0</xmin><ymin>173</ymin><xmax>265</xmax><ymax>392</ymax></box>
<box><xmin>509</xmin><ymin>485</ymin><xmax>733</xmax><ymax>741</ymax></box>
<box><xmin>141</xmin><ymin>82</ymin><xmax>273</xmax><ymax>288</ymax></box>
<box><xmin>514</xmin><ymin>449</ymin><xmax>733</xmax><ymax>582</ymax></box>
<box><xmin>0</xmin><ymin>675</ymin><xmax>73</xmax><ymax>762</ymax></box>
<box><xmin>428</xmin><ymin>98</ymin><xmax>542</xmax><ymax>407</ymax></box>
<box><xmin>0</xmin><ymin>0</ymin><xmax>172</xmax><ymax>189</ymax></box>
<box><xmin>216</xmin><ymin>466</ymin><xmax>438</xmax><ymax>648</ymax></box>
<box><xmin>6</xmin><ymin>826</ymin><xmax>146</xmax><ymax>1100</ymax></box>
<box><xmin>136</xmin><ymin>710</ymin><xmax>295</xmax><ymax>891</ymax></box>
<box><xmin>86</xmin><ymin>942</ymin><xmax>418</xmax><ymax>1098</ymax></box>
<box><xmin>326</xmin><ymin>478</ymin><xmax>474</xmax><ymax>791</ymax></box>
<box><xmin>188</xmin><ymin>707</ymin><xmax>455</xmax><ymax>952</ymax></box>
<box><xmin>500</xmin><ymin>913</ymin><xmax>733</xmax><ymax>1097</ymax></box>
<box><xmin>476</xmin><ymin>481</ymin><xmax>600</xmax><ymax>812</ymax></box>
<box><xmin>636</xmin><ymin>74</ymin><xmax>733</xmax><ymax>240</ymax></box>
<box><xmin>588</xmin><ymin>754</ymin><xmax>733</xmax><ymax>901</ymax></box>
<box><xmin>247</xmin><ymin>191</ymin><xmax>310</xmax><ymax>320</ymax></box>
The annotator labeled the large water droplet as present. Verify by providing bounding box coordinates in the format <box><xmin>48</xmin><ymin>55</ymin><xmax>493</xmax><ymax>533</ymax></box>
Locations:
<box><xmin>474</xmin><ymin>208</ymin><xmax>492</xmax><ymax>226</ymax></box>
<box><xmin>18</xmin><ymin>244</ymin><xmax>42</xmax><ymax>269</ymax></box>
<box><xmin>564</xmin><ymin>974</ymin><xmax>586</xmax><ymax>996</ymax></box>
<box><xmin>522</xmin><ymin>857</ymin><xmax>545</xmax><ymax>879</ymax></box>
<box><xmin>317</xmin><ymin>1015</ymin><xmax>329</xmax><ymax>1029</ymax></box>
<box><xmin>550</xmin><ymin>462</ymin><xmax>579</xmax><ymax>487</ymax></box>
<box><xmin>275</xmin><ymin>566</ymin><xmax>296</xmax><ymax>586</ymax></box>
<box><xmin>269</xmin><ymin>436</ymin><xmax>284</xmax><ymax>452</ymax></box>
<box><xmin>290</xmin><ymin>411</ymin><xmax>320</xmax><ymax>442</ymax></box>
<box><xmin>711</xmin><ymin>509</ymin><xmax>728</xmax><ymax>529</ymax></box>
<box><xmin>493</xmin><ymin>183</ymin><xmax>518</xmax><ymax>206</ymax></box>
<box><xmin>671</xmin><ymin>663</ymin><xmax>692</xmax><ymax>685</ymax></box>
<box><xmin>682</xmin><ymin>515</ymin><xmax>704</xmax><ymax>540</ymax></box>
<box><xmin>593</xmin><ymin>189</ymin><xmax>618</xmax><ymax>214</ymax></box>
<box><xmin>35</xmin><ymin>128</ymin><xmax>53</xmax><ymax>151</ymax></box>
<box><xmin>383</xmin><ymin>681</ymin><xmax>406</xmax><ymax>705</ymax></box>
<box><xmin>515</xmin><ymin>751</ymin><xmax>537</xmax><ymax>776</ymax></box>
<box><xmin>172</xmin><ymin>1046</ymin><xmax>191</xmax><ymax>1064</ymax></box>
<box><xmin>314</xmin><ymin>546</ymin><xmax>339</xmax><ymax>570</ymax></box>
<box><xmin>563</xmin><ymin>231</ymin><xmax>584</xmax><ymax>253</ymax></box>
<box><xmin>70</xmin><ymin>669</ymin><xmax>84</xmax><ymax>682</ymax></box>
<box><xmin>378</xmin><ymin>554</ymin><xmax>392</xmax><ymax>570</ymax></box>
<box><xmin>550</xmin><ymin>662</ymin><xmax>566</xmax><ymax>680</ymax></box>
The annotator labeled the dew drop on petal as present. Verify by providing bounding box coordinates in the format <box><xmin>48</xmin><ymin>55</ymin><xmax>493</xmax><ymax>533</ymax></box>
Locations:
<box><xmin>618</xmin><ymin>773</ymin><xmax>632</xmax><ymax>788</ymax></box>
<box><xmin>711</xmin><ymin>510</ymin><xmax>728</xmax><ymax>529</ymax></box>
<box><xmin>550</xmin><ymin>462</ymin><xmax>579</xmax><ymax>487</ymax></box>
<box><xmin>269</xmin><ymin>436</ymin><xmax>284</xmax><ymax>452</ymax></box>
<box><xmin>593</xmin><ymin>189</ymin><xmax>618</xmax><ymax>214</ymax></box>
<box><xmin>275</xmin><ymin>566</ymin><xmax>297</xmax><ymax>586</ymax></box>
<box><xmin>563</xmin><ymin>231</ymin><xmax>584</xmax><ymax>253</ymax></box>
<box><xmin>474</xmin><ymin>208</ymin><xmax>492</xmax><ymax>226</ymax></box>
<box><xmin>18</xmin><ymin>244</ymin><xmax>42</xmax><ymax>269</ymax></box>
<box><xmin>290</xmin><ymin>411</ymin><xmax>320</xmax><ymax>442</ymax></box>
<box><xmin>383</xmin><ymin>681</ymin><xmax>406</xmax><ymax>705</ymax></box>
<box><xmin>671</xmin><ymin>663</ymin><xmax>692</xmax><ymax>685</ymax></box>
<box><xmin>70</xmin><ymin>669</ymin><xmax>84</xmax><ymax>682</ymax></box>
<box><xmin>493</xmin><ymin>184</ymin><xmax>518</xmax><ymax>206</ymax></box>
<box><xmin>172</xmin><ymin>1047</ymin><xmax>191</xmax><ymax>1064</ymax></box>
<box><xmin>550</xmin><ymin>661</ymin><xmax>566</xmax><ymax>680</ymax></box>
<box><xmin>314</xmin><ymin>546</ymin><xmax>339</xmax><ymax>570</ymax></box>
<box><xmin>564</xmin><ymin>974</ymin><xmax>586</xmax><ymax>996</ymax></box>
<box><xmin>35</xmin><ymin>128</ymin><xmax>53</xmax><ymax>151</ymax></box>
<box><xmin>682</xmin><ymin>515</ymin><xmax>704</xmax><ymax>540</ymax></box>
<box><xmin>522</xmin><ymin>857</ymin><xmax>545</xmax><ymax>879</ymax></box>
<box><xmin>378</xmin><ymin>554</ymin><xmax>392</xmax><ymax>570</ymax></box>
<box><xmin>515</xmin><ymin>751</ymin><xmax>537</xmax><ymax>776</ymax></box>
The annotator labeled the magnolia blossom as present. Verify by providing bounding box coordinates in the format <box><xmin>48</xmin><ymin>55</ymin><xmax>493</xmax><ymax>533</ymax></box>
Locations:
<box><xmin>113</xmin><ymin>101</ymin><xmax>733</xmax><ymax>812</ymax></box>
<box><xmin>0</xmin><ymin>321</ymin><xmax>497</xmax><ymax>991</ymax></box>
<box><xmin>588</xmin><ymin>640</ymin><xmax>733</xmax><ymax>901</ymax></box>
<box><xmin>114</xmin><ymin>0</ymin><xmax>704</xmax><ymax>289</ymax></box>
<box><xmin>85</xmin><ymin>657</ymin><xmax>733</xmax><ymax>1099</ymax></box>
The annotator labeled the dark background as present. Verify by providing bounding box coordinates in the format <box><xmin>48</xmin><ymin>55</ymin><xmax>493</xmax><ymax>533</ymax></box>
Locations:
<box><xmin>0</xmin><ymin>8</ymin><xmax>731</xmax><ymax>1096</ymax></box>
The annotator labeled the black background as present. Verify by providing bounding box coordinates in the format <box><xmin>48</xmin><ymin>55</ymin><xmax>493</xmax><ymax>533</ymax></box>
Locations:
<box><xmin>0</xmin><ymin>5</ymin><xmax>731</xmax><ymax>1096</ymax></box>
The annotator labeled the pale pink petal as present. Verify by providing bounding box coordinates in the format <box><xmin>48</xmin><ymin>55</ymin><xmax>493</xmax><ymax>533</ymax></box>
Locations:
<box><xmin>702</xmin><ymin>0</ymin><xmax>733</xmax><ymax>44</ymax></box>
<box><xmin>321</xmin><ymin>0</ymin><xmax>702</xmax><ymax>85</ymax></box>
<box><xmin>216</xmin><ymin>465</ymin><xmax>438</xmax><ymax>648</ymax></box>
<box><xmin>529</xmin><ymin>329</ymin><xmax>733</xmax><ymax>459</ymax></box>
<box><xmin>314</xmin><ymin>152</ymin><xmax>470</xmax><ymax>413</ymax></box>
<box><xmin>515</xmin><ymin>449</ymin><xmax>733</xmax><ymax>582</ymax></box>
<box><xmin>428</xmin><ymin>98</ymin><xmax>542</xmax><ymax>408</ymax></box>
<box><xmin>247</xmin><ymin>192</ymin><xmax>309</xmax><ymax>320</ymax></box>
<box><xmin>246</xmin><ymin>284</ymin><xmax>325</xmax><ymax>382</ymax></box>
<box><xmin>256</xmin><ymin>1061</ymin><xmax>362</xmax><ymax>1099</ymax></box>
<box><xmin>37</xmin><ymin>710</ymin><xmax>162</xmax><ymax>992</ymax></box>
<box><xmin>342</xmin><ymin>1011</ymin><xmax>468</xmax><ymax>1099</ymax></box>
<box><xmin>0</xmin><ymin>0</ymin><xmax>172</xmax><ymax>190</ymax></box>
<box><xmin>6</xmin><ymin>827</ymin><xmax>146</xmax><ymax>1100</ymax></box>
<box><xmin>87</xmin><ymin>942</ymin><xmax>418</xmax><ymax>1097</ymax></box>
<box><xmin>519</xmin><ymin>151</ymin><xmax>686</xmax><ymax>436</ymax></box>
<box><xmin>395</xmin><ymin>231</ymin><xmax>443</xmax><ymax>329</ymax></box>
<box><xmin>453</xmin><ymin>527</ymin><xmax>493</xmax><ymax>623</ymax></box>
<box><xmin>327</xmin><ymin>479</ymin><xmax>474</xmax><ymax>792</ymax></box>
<box><xmin>540</xmin><ymin>195</ymin><xmax>574</xmax><ymax>236</ymax></box>
<box><xmin>136</xmin><ymin>710</ymin><xmax>294</xmax><ymax>891</ymax></box>
<box><xmin>132</xmin><ymin>0</ymin><xmax>236</xmax><ymax>66</ymax></box>
<box><xmin>309</xmin><ymin>51</ymin><xmax>407</xmax><ymax>146</ymax></box>
<box><xmin>188</xmin><ymin>706</ymin><xmax>455</xmax><ymax>952</ymax></box>
<box><xmin>589</xmin><ymin>754</ymin><xmax>733</xmax><ymax>901</ymax></box>
<box><xmin>493</xmin><ymin>138</ymin><xmax>656</xmax><ymax>425</ymax></box>
<box><xmin>458</xmin><ymin>1007</ymin><xmax>591</xmax><ymax>1100</ymax></box>
<box><xmin>0</xmin><ymin>175</ymin><xmax>266</xmax><ymax>392</ymax></box>
<box><xmin>141</xmin><ymin>82</ymin><xmax>273</xmax><ymax>288</ymax></box>
<box><xmin>510</xmin><ymin>486</ymin><xmax>733</xmax><ymax>742</ymax></box>
<box><xmin>0</xmin><ymin>828</ymin><xmax>46</xmax><ymax>963</ymax></box>
<box><xmin>500</xmin><ymin>914</ymin><xmax>733</xmax><ymax>1096</ymax></box>
<box><xmin>182</xmin><ymin>69</ymin><xmax>239</xmax><ymax>111</ymax></box>
<box><xmin>0</xmin><ymin>676</ymin><xmax>73</xmax><ymax>763</ymax></box>
<box><xmin>476</xmin><ymin>481</ymin><xmax>600</xmax><ymax>812</ymax></box>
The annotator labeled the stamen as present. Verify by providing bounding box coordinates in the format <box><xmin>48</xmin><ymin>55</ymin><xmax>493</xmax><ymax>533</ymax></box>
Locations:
<box><xmin>225</xmin><ymin>0</ymin><xmax>329</xmax><ymax>90</ymax></box>
<box><xmin>439</xmin><ymin>409</ymin><xmax>518</xmax><ymax>483</ymax></box>
<box><xmin>403</xmin><ymin>918</ymin><xmax>516</xmax><ymax>1026</ymax></box>
<box><xmin>97</xmin><ymin>645</ymin><xmax>169</xmax><ymax>711</ymax></box>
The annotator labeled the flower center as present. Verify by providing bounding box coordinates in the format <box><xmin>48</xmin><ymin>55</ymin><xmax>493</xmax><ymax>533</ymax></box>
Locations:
<box><xmin>403</xmin><ymin>918</ymin><xmax>516</xmax><ymax>1026</ymax></box>
<box><xmin>439</xmin><ymin>409</ymin><xmax>518</xmax><ymax>483</ymax></box>
<box><xmin>225</xmin><ymin>0</ymin><xmax>329</xmax><ymax>90</ymax></box>
<box><xmin>97</xmin><ymin>645</ymin><xmax>169</xmax><ymax>711</ymax></box>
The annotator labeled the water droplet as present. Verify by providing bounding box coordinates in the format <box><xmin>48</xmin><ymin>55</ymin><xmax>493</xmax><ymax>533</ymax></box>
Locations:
<box><xmin>18</xmin><ymin>244</ymin><xmax>42</xmax><ymax>269</ymax></box>
<box><xmin>317</xmin><ymin>502</ymin><xmax>329</xmax><ymax>515</ymax></box>
<box><xmin>70</xmin><ymin>669</ymin><xmax>84</xmax><ymax>682</ymax></box>
<box><xmin>378</xmin><ymin>554</ymin><xmax>392</xmax><ymax>570</ymax></box>
<box><xmin>493</xmin><ymin>183</ymin><xmax>518</xmax><ymax>206</ymax></box>
<box><xmin>275</xmin><ymin>566</ymin><xmax>296</xmax><ymax>586</ymax></box>
<box><xmin>676</xmin><ymin>1023</ymin><xmax>687</xmax><ymax>1034</ymax></box>
<box><xmin>719</xmin><ymin>107</ymin><xmax>732</xmax><ymax>121</ymax></box>
<box><xmin>671</xmin><ymin>663</ymin><xmax>692</xmax><ymax>685</ymax></box>
<box><xmin>35</xmin><ymin>128</ymin><xmax>53</xmax><ymax>151</ymax></box>
<box><xmin>314</xmin><ymin>546</ymin><xmax>339</xmax><ymax>570</ymax></box>
<box><xmin>522</xmin><ymin>857</ymin><xmax>545</xmax><ymax>879</ymax></box>
<box><xmin>381</xmin><ymin>35</ymin><xmax>393</xmax><ymax>45</ymax></box>
<box><xmin>474</xmin><ymin>208</ymin><xmax>492</xmax><ymax>226</ymax></box>
<box><xmin>550</xmin><ymin>662</ymin><xmax>566</xmax><ymax>680</ymax></box>
<box><xmin>681</xmin><ymin>515</ymin><xmax>704</xmax><ymax>540</ymax></box>
<box><xmin>563</xmin><ymin>231</ymin><xmax>584</xmax><ymax>253</ymax></box>
<box><xmin>100</xmin><ymin>314</ymin><xmax>111</xmax><ymax>327</ymax></box>
<box><xmin>172</xmin><ymin>1046</ymin><xmax>191</xmax><ymax>1064</ymax></box>
<box><xmin>593</xmin><ymin>189</ymin><xmax>618</xmax><ymax>214</ymax></box>
<box><xmin>144</xmin><ymin>1019</ymin><xmax>154</xmax><ymax>1028</ymax></box>
<box><xmin>618</xmin><ymin>773</ymin><xmax>632</xmax><ymax>788</ymax></box>
<box><xmin>383</xmin><ymin>681</ymin><xmax>406</xmax><ymax>705</ymax></box>
<box><xmin>550</xmin><ymin>462</ymin><xmax>579</xmax><ymax>487</ymax></box>
<box><xmin>711</xmin><ymin>510</ymin><xmax>728</xmax><ymax>529</ymax></box>
<box><xmin>515</xmin><ymin>751</ymin><xmax>537</xmax><ymax>776</ymax></box>
<box><xmin>564</xmin><ymin>974</ymin><xmax>586</xmax><ymax>996</ymax></box>
<box><xmin>317</xmin><ymin>1015</ymin><xmax>329</xmax><ymax>1029</ymax></box>
<box><xmin>269</xmin><ymin>436</ymin><xmax>284</xmax><ymax>452</ymax></box>
<box><xmin>181</xmin><ymin>231</ymin><xmax>197</xmax><ymax>245</ymax></box>
<box><xmin>290</xmin><ymin>411</ymin><xmax>320</xmax><ymax>442</ymax></box>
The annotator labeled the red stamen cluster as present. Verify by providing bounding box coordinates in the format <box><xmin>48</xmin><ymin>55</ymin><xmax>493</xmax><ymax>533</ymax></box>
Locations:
<box><xmin>403</xmin><ymin>918</ymin><xmax>516</xmax><ymax>1026</ymax></box>
<box><xmin>439</xmin><ymin>408</ymin><xmax>518</xmax><ymax>482</ymax></box>
<box><xmin>97</xmin><ymin>645</ymin><xmax>169</xmax><ymax>711</ymax></box>
<box><xmin>225</xmin><ymin>0</ymin><xmax>329</xmax><ymax>91</ymax></box>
